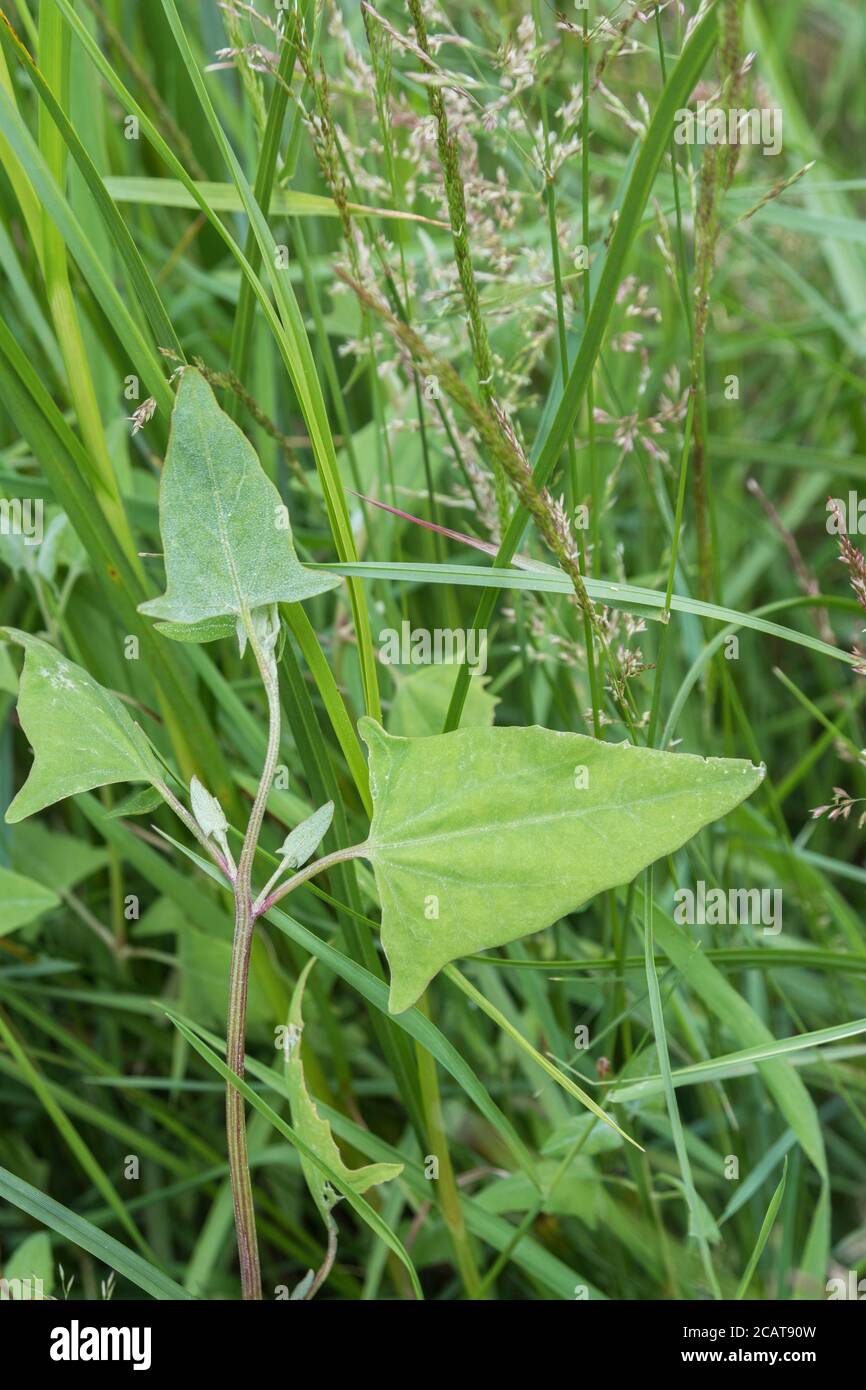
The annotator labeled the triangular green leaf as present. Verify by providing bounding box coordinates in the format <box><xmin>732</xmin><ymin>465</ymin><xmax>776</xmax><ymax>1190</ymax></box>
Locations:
<box><xmin>138</xmin><ymin>369</ymin><xmax>340</xmax><ymax>630</ymax></box>
<box><xmin>2</xmin><ymin>629</ymin><xmax>163</xmax><ymax>824</ymax></box>
<box><xmin>285</xmin><ymin>960</ymin><xmax>402</xmax><ymax>1228</ymax></box>
<box><xmin>0</xmin><ymin>866</ymin><xmax>59</xmax><ymax>936</ymax></box>
<box><xmin>358</xmin><ymin>719</ymin><xmax>765</xmax><ymax>1013</ymax></box>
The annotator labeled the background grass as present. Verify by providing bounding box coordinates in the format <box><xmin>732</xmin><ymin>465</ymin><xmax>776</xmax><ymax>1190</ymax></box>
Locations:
<box><xmin>1</xmin><ymin>0</ymin><xmax>865</xmax><ymax>1300</ymax></box>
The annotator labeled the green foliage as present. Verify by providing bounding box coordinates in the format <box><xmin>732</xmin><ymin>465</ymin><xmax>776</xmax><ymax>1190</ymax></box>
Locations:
<box><xmin>284</xmin><ymin>961</ymin><xmax>403</xmax><ymax>1229</ymax></box>
<box><xmin>139</xmin><ymin>369</ymin><xmax>340</xmax><ymax>634</ymax></box>
<box><xmin>277</xmin><ymin>802</ymin><xmax>334</xmax><ymax>870</ymax></box>
<box><xmin>0</xmin><ymin>0</ymin><xmax>863</xmax><ymax>1308</ymax></box>
<box><xmin>360</xmin><ymin>719</ymin><xmax>764</xmax><ymax>1011</ymax></box>
<box><xmin>0</xmin><ymin>865</ymin><xmax>58</xmax><ymax>935</ymax></box>
<box><xmin>2</xmin><ymin>629</ymin><xmax>162</xmax><ymax>823</ymax></box>
<box><xmin>387</xmin><ymin>664</ymin><xmax>498</xmax><ymax>737</ymax></box>
<box><xmin>1</xmin><ymin>1231</ymin><xmax>54</xmax><ymax>1298</ymax></box>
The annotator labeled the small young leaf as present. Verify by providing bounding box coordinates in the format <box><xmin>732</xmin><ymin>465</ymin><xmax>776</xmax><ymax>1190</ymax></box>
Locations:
<box><xmin>358</xmin><ymin>719</ymin><xmax>766</xmax><ymax>1013</ymax></box>
<box><xmin>138</xmin><ymin>370</ymin><xmax>340</xmax><ymax>632</ymax></box>
<box><xmin>189</xmin><ymin>776</ymin><xmax>231</xmax><ymax>861</ymax></box>
<box><xmin>107</xmin><ymin>785</ymin><xmax>165</xmax><ymax>819</ymax></box>
<box><xmin>285</xmin><ymin>960</ymin><xmax>402</xmax><ymax>1228</ymax></box>
<box><xmin>278</xmin><ymin>801</ymin><xmax>334</xmax><ymax>870</ymax></box>
<box><xmin>190</xmin><ymin>776</ymin><xmax>227</xmax><ymax>840</ymax></box>
<box><xmin>153</xmin><ymin>615</ymin><xmax>237</xmax><ymax>644</ymax></box>
<box><xmin>0</xmin><ymin>866</ymin><xmax>59</xmax><ymax>936</ymax></box>
<box><xmin>2</xmin><ymin>629</ymin><xmax>162</xmax><ymax>824</ymax></box>
<box><xmin>289</xmin><ymin>1269</ymin><xmax>315</xmax><ymax>1301</ymax></box>
<box><xmin>236</xmin><ymin>603</ymin><xmax>281</xmax><ymax>664</ymax></box>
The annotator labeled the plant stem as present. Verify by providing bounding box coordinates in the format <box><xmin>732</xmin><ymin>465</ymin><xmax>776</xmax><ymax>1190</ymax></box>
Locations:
<box><xmin>225</xmin><ymin>621</ymin><xmax>282</xmax><ymax>1301</ymax></box>
<box><xmin>156</xmin><ymin>780</ymin><xmax>234</xmax><ymax>879</ymax></box>
<box><xmin>255</xmin><ymin>843</ymin><xmax>367</xmax><ymax>917</ymax></box>
<box><xmin>306</xmin><ymin>1220</ymin><xmax>338</xmax><ymax>1300</ymax></box>
<box><xmin>415</xmin><ymin>991</ymin><xmax>482</xmax><ymax>1299</ymax></box>
<box><xmin>226</xmin><ymin>879</ymin><xmax>261</xmax><ymax>1300</ymax></box>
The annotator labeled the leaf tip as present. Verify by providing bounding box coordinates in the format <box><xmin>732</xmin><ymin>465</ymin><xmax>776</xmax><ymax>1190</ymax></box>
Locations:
<box><xmin>358</xmin><ymin>715</ymin><xmax>392</xmax><ymax>754</ymax></box>
<box><xmin>386</xmin><ymin>971</ymin><xmax>425</xmax><ymax>1016</ymax></box>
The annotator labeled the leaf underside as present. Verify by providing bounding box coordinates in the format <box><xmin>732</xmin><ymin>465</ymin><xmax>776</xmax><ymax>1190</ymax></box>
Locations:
<box><xmin>153</xmin><ymin>615</ymin><xmax>237</xmax><ymax>644</ymax></box>
<box><xmin>138</xmin><ymin>369</ymin><xmax>340</xmax><ymax>630</ymax></box>
<box><xmin>358</xmin><ymin>719</ymin><xmax>765</xmax><ymax>1013</ymax></box>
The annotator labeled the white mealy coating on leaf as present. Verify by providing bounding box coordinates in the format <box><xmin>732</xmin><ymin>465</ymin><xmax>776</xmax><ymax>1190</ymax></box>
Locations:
<box><xmin>278</xmin><ymin>801</ymin><xmax>334</xmax><ymax>869</ymax></box>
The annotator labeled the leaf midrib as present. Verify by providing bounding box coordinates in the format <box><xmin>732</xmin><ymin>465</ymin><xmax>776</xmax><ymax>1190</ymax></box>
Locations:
<box><xmin>368</xmin><ymin>785</ymin><xmax>733</xmax><ymax>855</ymax></box>
<box><xmin>192</xmin><ymin>399</ymin><xmax>245</xmax><ymax>617</ymax></box>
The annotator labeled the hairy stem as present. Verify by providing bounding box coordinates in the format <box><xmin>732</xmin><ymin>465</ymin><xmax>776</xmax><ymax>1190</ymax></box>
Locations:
<box><xmin>306</xmin><ymin>1220</ymin><xmax>338</xmax><ymax>1300</ymax></box>
<box><xmin>226</xmin><ymin>621</ymin><xmax>282</xmax><ymax>1301</ymax></box>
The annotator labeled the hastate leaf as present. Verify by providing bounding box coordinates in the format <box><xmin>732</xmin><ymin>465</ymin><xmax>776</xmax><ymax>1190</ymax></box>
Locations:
<box><xmin>285</xmin><ymin>960</ymin><xmax>402</xmax><ymax>1228</ymax></box>
<box><xmin>2</xmin><ymin>629</ymin><xmax>163</xmax><ymax>824</ymax></box>
<box><xmin>358</xmin><ymin>719</ymin><xmax>765</xmax><ymax>1013</ymax></box>
<box><xmin>138</xmin><ymin>369</ymin><xmax>340</xmax><ymax>630</ymax></box>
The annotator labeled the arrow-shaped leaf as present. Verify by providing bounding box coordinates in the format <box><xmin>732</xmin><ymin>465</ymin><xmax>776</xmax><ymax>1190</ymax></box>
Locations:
<box><xmin>358</xmin><ymin>719</ymin><xmax>765</xmax><ymax>1013</ymax></box>
<box><xmin>138</xmin><ymin>369</ymin><xmax>340</xmax><ymax>632</ymax></box>
<box><xmin>2</xmin><ymin>629</ymin><xmax>163</xmax><ymax>824</ymax></box>
<box><xmin>285</xmin><ymin>960</ymin><xmax>402</xmax><ymax>1228</ymax></box>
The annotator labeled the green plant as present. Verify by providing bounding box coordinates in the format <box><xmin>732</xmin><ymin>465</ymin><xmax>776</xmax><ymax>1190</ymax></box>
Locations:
<box><xmin>2</xmin><ymin>0</ymin><xmax>866</xmax><ymax>1308</ymax></box>
<box><xmin>3</xmin><ymin>366</ymin><xmax>762</xmax><ymax>1296</ymax></box>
